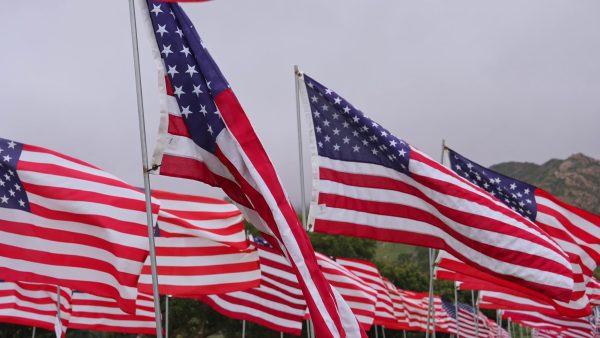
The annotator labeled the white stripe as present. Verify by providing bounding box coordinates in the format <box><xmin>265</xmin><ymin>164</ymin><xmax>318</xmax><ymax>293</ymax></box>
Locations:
<box><xmin>208</xmin><ymin>294</ymin><xmax>302</xmax><ymax>329</ymax></box>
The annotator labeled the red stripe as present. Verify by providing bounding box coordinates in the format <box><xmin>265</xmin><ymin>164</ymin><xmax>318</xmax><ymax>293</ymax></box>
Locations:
<box><xmin>22</xmin><ymin>145</ymin><xmax>100</xmax><ymax>170</ymax></box>
<box><xmin>158</xmin><ymin>214</ymin><xmax>242</xmax><ymax>236</ymax></box>
<box><xmin>153</xmin><ymin>189</ymin><xmax>232</xmax><ymax>205</ymax></box>
<box><xmin>141</xmin><ymin>261</ymin><xmax>259</xmax><ymax>276</ymax></box>
<box><xmin>168</xmin><ymin>114</ymin><xmax>191</xmax><ymax>137</ymax></box>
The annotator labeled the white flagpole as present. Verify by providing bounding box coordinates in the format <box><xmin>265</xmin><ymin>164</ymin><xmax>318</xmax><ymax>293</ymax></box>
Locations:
<box><xmin>294</xmin><ymin>65</ymin><xmax>308</xmax><ymax>229</ymax></box>
<box><xmin>31</xmin><ymin>327</ymin><xmax>36</xmax><ymax>338</ymax></box>
<box><xmin>242</xmin><ymin>320</ymin><xmax>246</xmax><ymax>338</ymax></box>
<box><xmin>403</xmin><ymin>329</ymin><xmax>407</xmax><ymax>338</ymax></box>
<box><xmin>471</xmin><ymin>290</ymin><xmax>479</xmax><ymax>338</ymax></box>
<box><xmin>127</xmin><ymin>0</ymin><xmax>163</xmax><ymax>337</ymax></box>
<box><xmin>507</xmin><ymin>318</ymin><xmax>512</xmax><ymax>337</ymax></box>
<box><xmin>454</xmin><ymin>281</ymin><xmax>460</xmax><ymax>338</ymax></box>
<box><xmin>281</xmin><ymin>332</ymin><xmax>284</xmax><ymax>338</ymax></box>
<box><xmin>375</xmin><ymin>324</ymin><xmax>379</xmax><ymax>338</ymax></box>
<box><xmin>382</xmin><ymin>325</ymin><xmax>386</xmax><ymax>338</ymax></box>
<box><xmin>55</xmin><ymin>286</ymin><xmax>61</xmax><ymax>338</ymax></box>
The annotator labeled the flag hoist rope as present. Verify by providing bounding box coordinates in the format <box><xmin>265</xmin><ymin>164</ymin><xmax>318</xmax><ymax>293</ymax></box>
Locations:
<box><xmin>127</xmin><ymin>0</ymin><xmax>163</xmax><ymax>337</ymax></box>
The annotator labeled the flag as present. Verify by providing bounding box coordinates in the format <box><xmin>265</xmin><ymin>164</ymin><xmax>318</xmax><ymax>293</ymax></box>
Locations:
<box><xmin>69</xmin><ymin>292</ymin><xmax>156</xmax><ymax>335</ymax></box>
<box><xmin>0</xmin><ymin>281</ymin><xmax>71</xmax><ymax>336</ymax></box>
<box><xmin>504</xmin><ymin>310</ymin><xmax>594</xmax><ymax>338</ymax></box>
<box><xmin>202</xmin><ymin>237</ymin><xmax>307</xmax><ymax>335</ymax></box>
<box><xmin>296</xmin><ymin>72</ymin><xmax>573</xmax><ymax>302</ymax></box>
<box><xmin>456</xmin><ymin>303</ymin><xmax>491</xmax><ymax>338</ymax></box>
<box><xmin>137</xmin><ymin>191</ymin><xmax>261</xmax><ymax>296</ymax></box>
<box><xmin>382</xmin><ymin>278</ymin><xmax>411</xmax><ymax>331</ymax></box>
<box><xmin>335</xmin><ymin>258</ymin><xmax>397</xmax><ymax>327</ymax></box>
<box><xmin>0</xmin><ymin>137</ymin><xmax>159</xmax><ymax>313</ymax></box>
<box><xmin>479</xmin><ymin>290</ymin><xmax>557</xmax><ymax>316</ymax></box>
<box><xmin>315</xmin><ymin>253</ymin><xmax>378</xmax><ymax>330</ymax></box>
<box><xmin>142</xmin><ymin>1</ymin><xmax>363</xmax><ymax>336</ymax></box>
<box><xmin>447</xmin><ymin>148</ymin><xmax>600</xmax><ymax>316</ymax></box>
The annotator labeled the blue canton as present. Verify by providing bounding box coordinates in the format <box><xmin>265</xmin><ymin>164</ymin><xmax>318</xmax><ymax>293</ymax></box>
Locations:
<box><xmin>458</xmin><ymin>302</ymin><xmax>476</xmax><ymax>314</ymax></box>
<box><xmin>251</xmin><ymin>234</ymin><xmax>272</xmax><ymax>248</ymax></box>
<box><xmin>0</xmin><ymin>138</ymin><xmax>30</xmax><ymax>212</ymax></box>
<box><xmin>448</xmin><ymin>149</ymin><xmax>537</xmax><ymax>221</ymax></box>
<box><xmin>147</xmin><ymin>0</ymin><xmax>229</xmax><ymax>154</ymax></box>
<box><xmin>441</xmin><ymin>300</ymin><xmax>457</xmax><ymax>319</ymax></box>
<box><xmin>304</xmin><ymin>74</ymin><xmax>411</xmax><ymax>175</ymax></box>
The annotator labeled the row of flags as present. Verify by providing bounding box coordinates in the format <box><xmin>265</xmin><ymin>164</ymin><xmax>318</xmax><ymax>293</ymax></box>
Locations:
<box><xmin>1</xmin><ymin>0</ymin><xmax>600</xmax><ymax>337</ymax></box>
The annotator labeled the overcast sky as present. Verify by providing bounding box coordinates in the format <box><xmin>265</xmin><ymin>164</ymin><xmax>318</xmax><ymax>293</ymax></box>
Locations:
<box><xmin>2</xmin><ymin>1</ymin><xmax>599</xmax><ymax>205</ymax></box>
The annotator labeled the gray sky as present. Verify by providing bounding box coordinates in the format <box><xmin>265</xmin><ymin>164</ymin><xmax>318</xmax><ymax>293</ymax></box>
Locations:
<box><xmin>2</xmin><ymin>1</ymin><xmax>599</xmax><ymax>206</ymax></box>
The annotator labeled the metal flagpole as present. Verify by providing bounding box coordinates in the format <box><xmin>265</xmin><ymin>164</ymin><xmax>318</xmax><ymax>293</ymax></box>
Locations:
<box><xmin>31</xmin><ymin>327</ymin><xmax>36</xmax><ymax>338</ymax></box>
<box><xmin>242</xmin><ymin>320</ymin><xmax>246</xmax><ymax>338</ymax></box>
<box><xmin>165</xmin><ymin>295</ymin><xmax>169</xmax><ymax>338</ymax></box>
<box><xmin>294</xmin><ymin>65</ymin><xmax>308</xmax><ymax>229</ymax></box>
<box><xmin>382</xmin><ymin>326</ymin><xmax>386</xmax><ymax>338</ymax></box>
<box><xmin>454</xmin><ymin>281</ymin><xmax>460</xmax><ymax>338</ymax></box>
<box><xmin>281</xmin><ymin>332</ymin><xmax>284</xmax><ymax>338</ymax></box>
<box><xmin>496</xmin><ymin>310</ymin><xmax>501</xmax><ymax>338</ymax></box>
<box><xmin>507</xmin><ymin>318</ymin><xmax>512</xmax><ymax>337</ymax></box>
<box><xmin>55</xmin><ymin>286</ymin><xmax>62</xmax><ymax>338</ymax></box>
<box><xmin>375</xmin><ymin>324</ymin><xmax>379</xmax><ymax>338</ymax></box>
<box><xmin>403</xmin><ymin>330</ymin><xmax>407</xmax><ymax>338</ymax></box>
<box><xmin>518</xmin><ymin>323</ymin><xmax>523</xmax><ymax>338</ymax></box>
<box><xmin>127</xmin><ymin>0</ymin><xmax>163</xmax><ymax>337</ymax></box>
<box><xmin>471</xmin><ymin>290</ymin><xmax>479</xmax><ymax>338</ymax></box>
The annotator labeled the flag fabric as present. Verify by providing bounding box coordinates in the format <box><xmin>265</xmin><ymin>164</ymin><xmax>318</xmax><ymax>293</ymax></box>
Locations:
<box><xmin>0</xmin><ymin>281</ymin><xmax>71</xmax><ymax>336</ymax></box>
<box><xmin>456</xmin><ymin>303</ymin><xmax>491</xmax><ymax>338</ymax></box>
<box><xmin>335</xmin><ymin>258</ymin><xmax>397</xmax><ymax>327</ymax></box>
<box><xmin>447</xmin><ymin>148</ymin><xmax>600</xmax><ymax>317</ymax></box>
<box><xmin>69</xmin><ymin>291</ymin><xmax>156</xmax><ymax>335</ymax></box>
<box><xmin>0</xmin><ymin>137</ymin><xmax>159</xmax><ymax>313</ymax></box>
<box><xmin>587</xmin><ymin>278</ymin><xmax>600</xmax><ymax>306</ymax></box>
<box><xmin>137</xmin><ymin>191</ymin><xmax>261</xmax><ymax>297</ymax></box>
<box><xmin>201</xmin><ymin>237</ymin><xmax>307</xmax><ymax>335</ymax></box>
<box><xmin>296</xmin><ymin>73</ymin><xmax>574</xmax><ymax>303</ymax></box>
<box><xmin>479</xmin><ymin>290</ymin><xmax>557</xmax><ymax>316</ymax></box>
<box><xmin>382</xmin><ymin>278</ymin><xmax>411</xmax><ymax>331</ymax></box>
<box><xmin>142</xmin><ymin>1</ymin><xmax>364</xmax><ymax>336</ymax></box>
<box><xmin>396</xmin><ymin>290</ymin><xmax>456</xmax><ymax>334</ymax></box>
<box><xmin>504</xmin><ymin>310</ymin><xmax>594</xmax><ymax>338</ymax></box>
<box><xmin>315</xmin><ymin>253</ymin><xmax>378</xmax><ymax>329</ymax></box>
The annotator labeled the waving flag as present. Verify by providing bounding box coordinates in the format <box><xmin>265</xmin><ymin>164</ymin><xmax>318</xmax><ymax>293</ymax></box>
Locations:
<box><xmin>297</xmin><ymin>73</ymin><xmax>573</xmax><ymax>302</ymax></box>
<box><xmin>69</xmin><ymin>292</ymin><xmax>156</xmax><ymax>335</ymax></box>
<box><xmin>504</xmin><ymin>310</ymin><xmax>594</xmax><ymax>338</ymax></box>
<box><xmin>382</xmin><ymin>278</ymin><xmax>411</xmax><ymax>331</ymax></box>
<box><xmin>141</xmin><ymin>1</ymin><xmax>363</xmax><ymax>336</ymax></box>
<box><xmin>456</xmin><ymin>303</ymin><xmax>491</xmax><ymax>338</ymax></box>
<box><xmin>447</xmin><ymin>148</ymin><xmax>600</xmax><ymax>317</ymax></box>
<box><xmin>137</xmin><ymin>192</ymin><xmax>260</xmax><ymax>296</ymax></box>
<box><xmin>0</xmin><ymin>281</ymin><xmax>71</xmax><ymax>336</ymax></box>
<box><xmin>335</xmin><ymin>258</ymin><xmax>396</xmax><ymax>327</ymax></box>
<box><xmin>479</xmin><ymin>290</ymin><xmax>557</xmax><ymax>316</ymax></box>
<box><xmin>202</xmin><ymin>237</ymin><xmax>307</xmax><ymax>335</ymax></box>
<box><xmin>0</xmin><ymin>137</ymin><xmax>159</xmax><ymax>313</ymax></box>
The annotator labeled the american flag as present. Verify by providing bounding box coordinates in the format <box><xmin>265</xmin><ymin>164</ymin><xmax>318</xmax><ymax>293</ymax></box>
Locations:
<box><xmin>315</xmin><ymin>253</ymin><xmax>378</xmax><ymax>330</ymax></box>
<box><xmin>0</xmin><ymin>137</ymin><xmax>159</xmax><ymax>314</ymax></box>
<box><xmin>297</xmin><ymin>73</ymin><xmax>574</xmax><ymax>303</ymax></box>
<box><xmin>137</xmin><ymin>191</ymin><xmax>260</xmax><ymax>297</ymax></box>
<box><xmin>504</xmin><ymin>310</ymin><xmax>594</xmax><ymax>338</ymax></box>
<box><xmin>201</xmin><ymin>237</ymin><xmax>307</xmax><ymax>335</ymax></box>
<box><xmin>448</xmin><ymin>148</ymin><xmax>600</xmax><ymax>317</ymax></box>
<box><xmin>396</xmin><ymin>290</ymin><xmax>456</xmax><ymax>334</ymax></box>
<box><xmin>456</xmin><ymin>303</ymin><xmax>491</xmax><ymax>338</ymax></box>
<box><xmin>335</xmin><ymin>258</ymin><xmax>397</xmax><ymax>327</ymax></box>
<box><xmin>382</xmin><ymin>278</ymin><xmax>412</xmax><ymax>331</ymax></box>
<box><xmin>142</xmin><ymin>1</ymin><xmax>363</xmax><ymax>336</ymax></box>
<box><xmin>479</xmin><ymin>290</ymin><xmax>557</xmax><ymax>316</ymax></box>
<box><xmin>68</xmin><ymin>292</ymin><xmax>156</xmax><ymax>335</ymax></box>
<box><xmin>0</xmin><ymin>281</ymin><xmax>71</xmax><ymax>336</ymax></box>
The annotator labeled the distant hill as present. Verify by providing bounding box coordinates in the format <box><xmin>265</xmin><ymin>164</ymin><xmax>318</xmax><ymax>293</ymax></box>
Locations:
<box><xmin>491</xmin><ymin>153</ymin><xmax>600</xmax><ymax>215</ymax></box>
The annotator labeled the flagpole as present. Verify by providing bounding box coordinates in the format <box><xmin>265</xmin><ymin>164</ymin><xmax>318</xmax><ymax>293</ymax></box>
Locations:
<box><xmin>454</xmin><ymin>281</ymin><xmax>460</xmax><ymax>338</ymax></box>
<box><xmin>375</xmin><ymin>324</ymin><xmax>379</xmax><ymax>338</ymax></box>
<box><xmin>294</xmin><ymin>65</ymin><xmax>308</xmax><ymax>229</ymax></box>
<box><xmin>127</xmin><ymin>0</ymin><xmax>163</xmax><ymax>336</ymax></box>
<box><xmin>496</xmin><ymin>310</ymin><xmax>501</xmax><ymax>338</ymax></box>
<box><xmin>507</xmin><ymin>318</ymin><xmax>512</xmax><ymax>337</ymax></box>
<box><xmin>242</xmin><ymin>320</ymin><xmax>246</xmax><ymax>338</ymax></box>
<box><xmin>31</xmin><ymin>327</ymin><xmax>36</xmax><ymax>338</ymax></box>
<box><xmin>165</xmin><ymin>295</ymin><xmax>169</xmax><ymax>338</ymax></box>
<box><xmin>382</xmin><ymin>326</ymin><xmax>386</xmax><ymax>338</ymax></box>
<box><xmin>55</xmin><ymin>285</ymin><xmax>61</xmax><ymax>338</ymax></box>
<box><xmin>471</xmin><ymin>290</ymin><xmax>479</xmax><ymax>338</ymax></box>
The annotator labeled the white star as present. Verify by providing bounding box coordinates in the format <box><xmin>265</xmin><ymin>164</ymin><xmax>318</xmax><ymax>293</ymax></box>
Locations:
<box><xmin>333</xmin><ymin>144</ymin><xmax>340</xmax><ymax>151</ymax></box>
<box><xmin>3</xmin><ymin>174</ymin><xmax>9</xmax><ymax>181</ymax></box>
<box><xmin>509</xmin><ymin>183</ymin><xmax>517</xmax><ymax>190</ymax></box>
<box><xmin>325</xmin><ymin>88</ymin><xmax>333</xmax><ymax>95</ymax></box>
<box><xmin>483</xmin><ymin>182</ymin><xmax>490</xmax><ymax>189</ymax></box>
<box><xmin>18</xmin><ymin>199</ymin><xmax>25</xmax><ymax>207</ymax></box>
<box><xmin>334</xmin><ymin>97</ymin><xmax>342</xmax><ymax>104</ymax></box>
<box><xmin>0</xmin><ymin>148</ymin><xmax>3</xmax><ymax>153</ymax></box>
<box><xmin>180</xmin><ymin>105</ymin><xmax>193</xmax><ymax>118</ymax></box>
<box><xmin>0</xmin><ymin>196</ymin><xmax>7</xmax><ymax>204</ymax></box>
<box><xmin>362</xmin><ymin>140</ymin><xmax>369</xmax><ymax>146</ymax></box>
<box><xmin>332</xmin><ymin>128</ymin><xmax>340</xmax><ymax>135</ymax></box>
<box><xmin>180</xmin><ymin>45</ymin><xmax>191</xmax><ymax>58</ymax></box>
<box><xmin>342</xmin><ymin>122</ymin><xmax>349</xmax><ymax>128</ymax></box>
<box><xmin>7</xmin><ymin>141</ymin><xmax>16</xmax><ymax>149</ymax></box>
<box><xmin>318</xmin><ymin>141</ymin><xmax>323</xmax><ymax>148</ymax></box>
<box><xmin>311</xmin><ymin>96</ymin><xmax>318</xmax><ymax>103</ymax></box>
<box><xmin>316</xmin><ymin>126</ymin><xmax>322</xmax><ymax>133</ymax></box>
<box><xmin>467</xmin><ymin>163</ymin><xmax>473</xmax><ymax>169</ymax></box>
<box><xmin>371</xmin><ymin>148</ymin><xmax>379</xmax><ymax>155</ymax></box>
<box><xmin>14</xmin><ymin>183</ymin><xmax>20</xmax><ymax>191</ymax></box>
<box><xmin>173</xmin><ymin>86</ymin><xmax>185</xmax><ymax>98</ymax></box>
<box><xmin>332</xmin><ymin>112</ymin><xmax>339</xmax><ymax>120</ymax></box>
<box><xmin>352</xmin><ymin>116</ymin><xmax>360</xmax><ymax>123</ymax></box>
<box><xmin>151</xmin><ymin>4</ymin><xmax>163</xmax><ymax>16</ymax></box>
<box><xmin>398</xmin><ymin>149</ymin><xmax>406</xmax><ymax>157</ymax></box>
<box><xmin>161</xmin><ymin>44</ymin><xmax>173</xmax><ymax>58</ymax></box>
<box><xmin>343</xmin><ymin>106</ymin><xmax>351</xmax><ymax>114</ymax></box>
<box><xmin>8</xmin><ymin>189</ymin><xmax>15</xmax><ymax>197</ymax></box>
<box><xmin>313</xmin><ymin>111</ymin><xmax>321</xmax><ymax>118</ymax></box>
<box><xmin>0</xmin><ymin>180</ymin><xmax>4</xmax><ymax>186</ymax></box>
<box><xmin>2</xmin><ymin>155</ymin><xmax>11</xmax><ymax>163</ymax></box>
<box><xmin>321</xmin><ymin>104</ymin><xmax>329</xmax><ymax>111</ymax></box>
<box><xmin>307</xmin><ymin>82</ymin><xmax>314</xmax><ymax>88</ymax></box>
<box><xmin>175</xmin><ymin>27</ymin><xmax>183</xmax><ymax>38</ymax></box>
<box><xmin>199</xmin><ymin>105</ymin><xmax>208</xmax><ymax>115</ymax></box>
<box><xmin>342</xmin><ymin>137</ymin><xmax>350</xmax><ymax>144</ymax></box>
<box><xmin>381</xmin><ymin>131</ymin><xmax>388</xmax><ymax>137</ymax></box>
<box><xmin>390</xmin><ymin>140</ymin><xmax>397</xmax><ymax>147</ymax></box>
<box><xmin>455</xmin><ymin>164</ymin><xmax>462</xmax><ymax>171</ymax></box>
<box><xmin>167</xmin><ymin>65</ymin><xmax>178</xmax><ymax>77</ymax></box>
<box><xmin>156</xmin><ymin>24</ymin><xmax>168</xmax><ymax>37</ymax></box>
<box><xmin>353</xmin><ymin>145</ymin><xmax>360</xmax><ymax>152</ymax></box>
<box><xmin>323</xmin><ymin>120</ymin><xmax>330</xmax><ymax>127</ymax></box>
<box><xmin>213</xmin><ymin>109</ymin><xmax>220</xmax><ymax>115</ymax></box>
<box><xmin>324</xmin><ymin>135</ymin><xmax>331</xmax><ymax>142</ymax></box>
<box><xmin>371</xmin><ymin>121</ymin><xmax>379</xmax><ymax>128</ymax></box>
<box><xmin>352</xmin><ymin>131</ymin><xmax>359</xmax><ymax>137</ymax></box>
<box><xmin>192</xmin><ymin>84</ymin><xmax>203</xmax><ymax>96</ymax></box>
<box><xmin>494</xmin><ymin>177</ymin><xmax>501</xmax><ymax>184</ymax></box>
<box><xmin>207</xmin><ymin>125</ymin><xmax>214</xmax><ymax>135</ymax></box>
<box><xmin>185</xmin><ymin>65</ymin><xmax>198</xmax><ymax>78</ymax></box>
<box><xmin>526</xmin><ymin>199</ymin><xmax>532</xmax><ymax>204</ymax></box>
<box><xmin>524</xmin><ymin>188</ymin><xmax>530</xmax><ymax>194</ymax></box>
<box><xmin>517</xmin><ymin>192</ymin><xmax>523</xmax><ymax>198</ymax></box>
